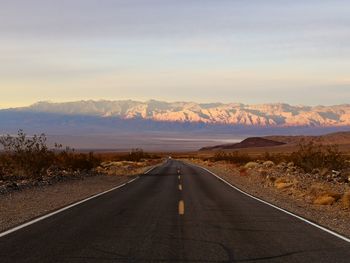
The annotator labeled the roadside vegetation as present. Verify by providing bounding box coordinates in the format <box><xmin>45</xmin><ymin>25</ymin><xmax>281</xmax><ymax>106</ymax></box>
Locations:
<box><xmin>290</xmin><ymin>140</ymin><xmax>347</xmax><ymax>172</ymax></box>
<box><xmin>205</xmin><ymin>140</ymin><xmax>348</xmax><ymax>173</ymax></box>
<box><xmin>98</xmin><ymin>148</ymin><xmax>161</xmax><ymax>163</ymax></box>
<box><xmin>0</xmin><ymin>130</ymin><xmax>160</xmax><ymax>188</ymax></box>
<box><xmin>189</xmin><ymin>139</ymin><xmax>350</xmax><ymax>211</ymax></box>
<box><xmin>186</xmin><ymin>140</ymin><xmax>350</xmax><ymax>236</ymax></box>
<box><xmin>0</xmin><ymin>130</ymin><xmax>100</xmax><ymax>181</ymax></box>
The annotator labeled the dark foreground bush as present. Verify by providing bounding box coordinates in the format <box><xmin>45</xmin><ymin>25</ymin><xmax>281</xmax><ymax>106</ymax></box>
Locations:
<box><xmin>0</xmin><ymin>130</ymin><xmax>100</xmax><ymax>180</ymax></box>
<box><xmin>0</xmin><ymin>130</ymin><xmax>54</xmax><ymax>179</ymax></box>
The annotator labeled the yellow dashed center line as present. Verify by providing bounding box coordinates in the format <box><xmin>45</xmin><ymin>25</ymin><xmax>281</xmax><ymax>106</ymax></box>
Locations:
<box><xmin>178</xmin><ymin>175</ymin><xmax>181</xmax><ymax>180</ymax></box>
<box><xmin>178</xmin><ymin>184</ymin><xmax>182</xmax><ymax>191</ymax></box>
<box><xmin>178</xmin><ymin>200</ymin><xmax>185</xmax><ymax>215</ymax></box>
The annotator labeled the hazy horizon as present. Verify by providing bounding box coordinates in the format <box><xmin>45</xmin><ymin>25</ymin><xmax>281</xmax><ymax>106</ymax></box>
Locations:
<box><xmin>2</xmin><ymin>98</ymin><xmax>350</xmax><ymax>110</ymax></box>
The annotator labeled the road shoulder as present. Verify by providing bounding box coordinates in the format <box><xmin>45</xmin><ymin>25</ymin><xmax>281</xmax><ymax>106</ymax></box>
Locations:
<box><xmin>185</xmin><ymin>159</ymin><xmax>350</xmax><ymax>239</ymax></box>
<box><xmin>1</xmin><ymin>171</ymin><xmax>146</xmax><ymax>233</ymax></box>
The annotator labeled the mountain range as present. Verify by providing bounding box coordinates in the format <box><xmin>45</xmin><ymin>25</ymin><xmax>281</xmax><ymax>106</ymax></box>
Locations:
<box><xmin>9</xmin><ymin>100</ymin><xmax>350</xmax><ymax>127</ymax></box>
<box><xmin>1</xmin><ymin>100</ymin><xmax>349</xmax><ymax>150</ymax></box>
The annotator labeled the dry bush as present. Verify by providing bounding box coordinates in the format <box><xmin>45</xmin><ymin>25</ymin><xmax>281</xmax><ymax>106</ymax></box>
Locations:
<box><xmin>0</xmin><ymin>130</ymin><xmax>54</xmax><ymax>179</ymax></box>
<box><xmin>290</xmin><ymin>140</ymin><xmax>347</xmax><ymax>172</ymax></box>
<box><xmin>313</xmin><ymin>195</ymin><xmax>336</xmax><ymax>205</ymax></box>
<box><xmin>274</xmin><ymin>178</ymin><xmax>295</xmax><ymax>190</ymax></box>
<box><xmin>0</xmin><ymin>130</ymin><xmax>101</xmax><ymax>180</ymax></box>
<box><xmin>212</xmin><ymin>151</ymin><xmax>254</xmax><ymax>164</ymax></box>
<box><xmin>55</xmin><ymin>148</ymin><xmax>101</xmax><ymax>171</ymax></box>
<box><xmin>341</xmin><ymin>192</ymin><xmax>350</xmax><ymax>209</ymax></box>
<box><xmin>308</xmin><ymin>183</ymin><xmax>341</xmax><ymax>205</ymax></box>
<box><xmin>98</xmin><ymin>149</ymin><xmax>160</xmax><ymax>163</ymax></box>
<box><xmin>260</xmin><ymin>152</ymin><xmax>288</xmax><ymax>164</ymax></box>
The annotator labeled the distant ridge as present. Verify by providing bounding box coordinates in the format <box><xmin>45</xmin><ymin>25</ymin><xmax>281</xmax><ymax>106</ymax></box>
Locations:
<box><xmin>200</xmin><ymin>137</ymin><xmax>286</xmax><ymax>151</ymax></box>
<box><xmin>200</xmin><ymin>131</ymin><xmax>350</xmax><ymax>151</ymax></box>
<box><xmin>265</xmin><ymin>131</ymin><xmax>350</xmax><ymax>145</ymax></box>
<box><xmin>9</xmin><ymin>99</ymin><xmax>350</xmax><ymax>127</ymax></box>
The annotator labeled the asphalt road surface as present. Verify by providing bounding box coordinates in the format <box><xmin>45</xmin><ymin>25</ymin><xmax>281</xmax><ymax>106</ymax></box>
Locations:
<box><xmin>1</xmin><ymin>160</ymin><xmax>350</xmax><ymax>262</ymax></box>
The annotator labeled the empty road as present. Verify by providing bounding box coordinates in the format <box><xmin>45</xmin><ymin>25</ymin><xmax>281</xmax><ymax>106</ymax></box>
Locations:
<box><xmin>1</xmin><ymin>160</ymin><xmax>350</xmax><ymax>262</ymax></box>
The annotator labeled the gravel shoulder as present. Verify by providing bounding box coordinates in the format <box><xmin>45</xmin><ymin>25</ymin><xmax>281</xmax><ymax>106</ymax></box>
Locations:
<box><xmin>186</xmin><ymin>159</ymin><xmax>350</xmax><ymax>238</ymax></box>
<box><xmin>0</xmin><ymin>165</ymin><xmax>155</xmax><ymax>233</ymax></box>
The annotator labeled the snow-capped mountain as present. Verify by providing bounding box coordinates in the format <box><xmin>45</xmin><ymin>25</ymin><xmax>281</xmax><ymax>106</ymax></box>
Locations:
<box><xmin>19</xmin><ymin>100</ymin><xmax>350</xmax><ymax>127</ymax></box>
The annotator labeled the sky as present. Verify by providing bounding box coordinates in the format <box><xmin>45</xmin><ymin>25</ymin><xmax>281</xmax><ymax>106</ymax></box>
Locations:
<box><xmin>0</xmin><ymin>0</ymin><xmax>350</xmax><ymax>108</ymax></box>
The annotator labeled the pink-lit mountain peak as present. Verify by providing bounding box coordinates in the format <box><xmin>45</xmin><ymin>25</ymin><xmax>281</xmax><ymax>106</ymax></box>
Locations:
<box><xmin>24</xmin><ymin>100</ymin><xmax>350</xmax><ymax>127</ymax></box>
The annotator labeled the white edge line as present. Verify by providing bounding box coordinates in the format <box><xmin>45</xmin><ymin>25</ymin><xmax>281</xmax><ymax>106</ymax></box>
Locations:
<box><xmin>0</xmin><ymin>164</ymin><xmax>160</xmax><ymax>238</ymax></box>
<box><xmin>187</xmin><ymin>161</ymin><xmax>350</xmax><ymax>243</ymax></box>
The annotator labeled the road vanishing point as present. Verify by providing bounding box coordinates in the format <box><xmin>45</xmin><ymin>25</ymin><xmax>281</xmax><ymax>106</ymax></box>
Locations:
<box><xmin>1</xmin><ymin>160</ymin><xmax>350</xmax><ymax>262</ymax></box>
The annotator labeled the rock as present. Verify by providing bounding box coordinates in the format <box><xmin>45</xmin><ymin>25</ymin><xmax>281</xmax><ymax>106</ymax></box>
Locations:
<box><xmin>6</xmin><ymin>182</ymin><xmax>19</xmax><ymax>190</ymax></box>
<box><xmin>263</xmin><ymin>161</ymin><xmax>275</xmax><ymax>168</ymax></box>
<box><xmin>278</xmin><ymin>162</ymin><xmax>287</xmax><ymax>167</ymax></box>
<box><xmin>319</xmin><ymin>168</ymin><xmax>329</xmax><ymax>177</ymax></box>
<box><xmin>286</xmin><ymin>167</ymin><xmax>296</xmax><ymax>173</ymax></box>
<box><xmin>311</xmin><ymin>168</ymin><xmax>320</xmax><ymax>175</ymax></box>
<box><xmin>332</xmin><ymin>170</ymin><xmax>341</xmax><ymax>178</ymax></box>
<box><xmin>287</xmin><ymin>162</ymin><xmax>295</xmax><ymax>168</ymax></box>
<box><xmin>0</xmin><ymin>185</ymin><xmax>8</xmax><ymax>194</ymax></box>
<box><xmin>244</xmin><ymin>162</ymin><xmax>259</xmax><ymax>169</ymax></box>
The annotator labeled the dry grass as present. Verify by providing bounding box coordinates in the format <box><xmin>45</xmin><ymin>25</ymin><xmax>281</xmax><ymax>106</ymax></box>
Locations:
<box><xmin>341</xmin><ymin>192</ymin><xmax>350</xmax><ymax>209</ymax></box>
<box><xmin>308</xmin><ymin>183</ymin><xmax>342</xmax><ymax>205</ymax></box>
<box><xmin>313</xmin><ymin>195</ymin><xmax>337</xmax><ymax>205</ymax></box>
<box><xmin>274</xmin><ymin>178</ymin><xmax>295</xmax><ymax>190</ymax></box>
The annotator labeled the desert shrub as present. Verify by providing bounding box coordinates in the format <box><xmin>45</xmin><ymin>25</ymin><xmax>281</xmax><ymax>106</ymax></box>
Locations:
<box><xmin>124</xmin><ymin>148</ymin><xmax>150</xmax><ymax>162</ymax></box>
<box><xmin>56</xmin><ymin>148</ymin><xmax>101</xmax><ymax>170</ymax></box>
<box><xmin>290</xmin><ymin>140</ymin><xmax>347</xmax><ymax>172</ymax></box>
<box><xmin>0</xmin><ymin>130</ymin><xmax>54</xmax><ymax>179</ymax></box>
<box><xmin>212</xmin><ymin>151</ymin><xmax>254</xmax><ymax>164</ymax></box>
<box><xmin>260</xmin><ymin>152</ymin><xmax>288</xmax><ymax>164</ymax></box>
<box><xmin>96</xmin><ymin>151</ymin><xmax>161</xmax><ymax>163</ymax></box>
<box><xmin>0</xmin><ymin>130</ymin><xmax>101</xmax><ymax>179</ymax></box>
